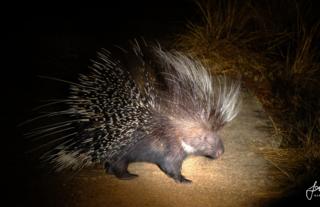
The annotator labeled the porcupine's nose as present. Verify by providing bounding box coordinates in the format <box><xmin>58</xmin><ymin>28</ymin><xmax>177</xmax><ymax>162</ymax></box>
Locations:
<box><xmin>215</xmin><ymin>140</ymin><xmax>224</xmax><ymax>158</ymax></box>
<box><xmin>215</xmin><ymin>148</ymin><xmax>224</xmax><ymax>158</ymax></box>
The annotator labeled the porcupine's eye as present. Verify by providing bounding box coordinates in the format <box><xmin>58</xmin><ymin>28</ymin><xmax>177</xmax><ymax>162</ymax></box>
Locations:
<box><xmin>203</xmin><ymin>133</ymin><xmax>215</xmax><ymax>145</ymax></box>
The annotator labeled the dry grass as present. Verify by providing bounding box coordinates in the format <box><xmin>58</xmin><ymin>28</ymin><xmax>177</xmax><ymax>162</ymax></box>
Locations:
<box><xmin>175</xmin><ymin>0</ymin><xmax>320</xmax><ymax>195</ymax></box>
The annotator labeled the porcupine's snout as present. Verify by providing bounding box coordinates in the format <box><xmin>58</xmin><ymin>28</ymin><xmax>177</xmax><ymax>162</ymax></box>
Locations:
<box><xmin>213</xmin><ymin>137</ymin><xmax>224</xmax><ymax>159</ymax></box>
<box><xmin>183</xmin><ymin>131</ymin><xmax>225</xmax><ymax>159</ymax></box>
<box><xmin>203</xmin><ymin>133</ymin><xmax>224</xmax><ymax>159</ymax></box>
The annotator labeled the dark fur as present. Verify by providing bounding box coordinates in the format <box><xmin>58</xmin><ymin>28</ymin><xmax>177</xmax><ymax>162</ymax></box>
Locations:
<box><xmin>104</xmin><ymin>125</ymin><xmax>224</xmax><ymax>183</ymax></box>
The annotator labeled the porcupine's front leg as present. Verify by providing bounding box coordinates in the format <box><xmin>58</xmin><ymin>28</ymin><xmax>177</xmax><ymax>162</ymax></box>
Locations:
<box><xmin>104</xmin><ymin>160</ymin><xmax>138</xmax><ymax>180</ymax></box>
<box><xmin>158</xmin><ymin>158</ymin><xmax>192</xmax><ymax>184</ymax></box>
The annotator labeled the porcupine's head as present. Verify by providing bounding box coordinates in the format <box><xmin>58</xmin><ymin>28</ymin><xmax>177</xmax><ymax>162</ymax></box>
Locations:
<box><xmin>153</xmin><ymin>48</ymin><xmax>241</xmax><ymax>159</ymax></box>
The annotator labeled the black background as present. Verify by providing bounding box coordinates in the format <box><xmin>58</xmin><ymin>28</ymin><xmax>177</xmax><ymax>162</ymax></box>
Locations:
<box><xmin>4</xmin><ymin>1</ymin><xmax>196</xmax><ymax>206</ymax></box>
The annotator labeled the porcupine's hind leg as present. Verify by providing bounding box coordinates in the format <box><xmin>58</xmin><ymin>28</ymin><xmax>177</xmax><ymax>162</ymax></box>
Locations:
<box><xmin>104</xmin><ymin>160</ymin><xmax>138</xmax><ymax>180</ymax></box>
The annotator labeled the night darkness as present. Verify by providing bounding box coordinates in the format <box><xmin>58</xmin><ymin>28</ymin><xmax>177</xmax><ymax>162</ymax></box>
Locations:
<box><xmin>5</xmin><ymin>2</ymin><xmax>196</xmax><ymax>206</ymax></box>
<box><xmin>4</xmin><ymin>1</ymin><xmax>320</xmax><ymax>206</ymax></box>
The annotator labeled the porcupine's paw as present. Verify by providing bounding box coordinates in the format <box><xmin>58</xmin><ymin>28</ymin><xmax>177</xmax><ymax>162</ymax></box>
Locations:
<box><xmin>104</xmin><ymin>162</ymin><xmax>114</xmax><ymax>175</ymax></box>
<box><xmin>105</xmin><ymin>163</ymin><xmax>138</xmax><ymax>179</ymax></box>
<box><xmin>116</xmin><ymin>171</ymin><xmax>139</xmax><ymax>180</ymax></box>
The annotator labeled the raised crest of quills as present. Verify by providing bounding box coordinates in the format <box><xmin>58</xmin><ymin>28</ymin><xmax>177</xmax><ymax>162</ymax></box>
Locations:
<box><xmin>25</xmin><ymin>40</ymin><xmax>241</xmax><ymax>183</ymax></box>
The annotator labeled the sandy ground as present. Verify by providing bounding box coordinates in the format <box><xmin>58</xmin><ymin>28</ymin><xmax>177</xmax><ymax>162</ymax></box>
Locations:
<box><xmin>26</xmin><ymin>91</ymin><xmax>284</xmax><ymax>207</ymax></box>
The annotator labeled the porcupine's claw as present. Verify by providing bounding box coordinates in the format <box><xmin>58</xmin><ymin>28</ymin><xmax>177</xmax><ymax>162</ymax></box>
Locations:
<box><xmin>176</xmin><ymin>175</ymin><xmax>192</xmax><ymax>184</ymax></box>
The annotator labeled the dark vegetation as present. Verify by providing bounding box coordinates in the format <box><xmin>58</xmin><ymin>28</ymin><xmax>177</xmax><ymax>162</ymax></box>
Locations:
<box><xmin>176</xmin><ymin>0</ymin><xmax>320</xmax><ymax>201</ymax></box>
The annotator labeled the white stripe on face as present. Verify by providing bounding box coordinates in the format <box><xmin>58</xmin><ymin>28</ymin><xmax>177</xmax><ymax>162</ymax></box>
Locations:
<box><xmin>181</xmin><ymin>140</ymin><xmax>196</xmax><ymax>154</ymax></box>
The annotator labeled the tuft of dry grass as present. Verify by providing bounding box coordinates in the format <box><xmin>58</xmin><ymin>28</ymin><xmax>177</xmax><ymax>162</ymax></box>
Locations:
<box><xmin>175</xmin><ymin>0</ymin><xmax>289</xmax><ymax>89</ymax></box>
<box><xmin>175</xmin><ymin>0</ymin><xmax>320</xmax><ymax>196</ymax></box>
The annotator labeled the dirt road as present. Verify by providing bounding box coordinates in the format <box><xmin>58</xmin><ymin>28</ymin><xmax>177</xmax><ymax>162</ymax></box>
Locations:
<box><xmin>26</xmin><ymin>91</ymin><xmax>284</xmax><ymax>207</ymax></box>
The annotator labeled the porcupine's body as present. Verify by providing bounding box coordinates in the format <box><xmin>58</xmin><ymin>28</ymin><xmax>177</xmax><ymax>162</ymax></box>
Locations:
<box><xmin>31</xmin><ymin>41</ymin><xmax>241</xmax><ymax>183</ymax></box>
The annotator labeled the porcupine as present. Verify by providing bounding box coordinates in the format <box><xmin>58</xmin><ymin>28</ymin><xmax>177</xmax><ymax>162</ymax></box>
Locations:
<box><xmin>28</xmin><ymin>40</ymin><xmax>241</xmax><ymax>183</ymax></box>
